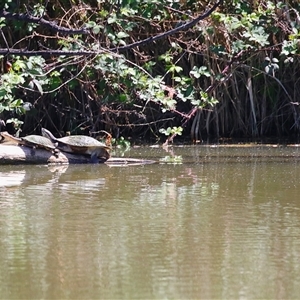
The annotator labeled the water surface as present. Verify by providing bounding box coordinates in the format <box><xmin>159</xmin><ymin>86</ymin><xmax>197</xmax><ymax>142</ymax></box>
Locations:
<box><xmin>1</xmin><ymin>145</ymin><xmax>300</xmax><ymax>299</ymax></box>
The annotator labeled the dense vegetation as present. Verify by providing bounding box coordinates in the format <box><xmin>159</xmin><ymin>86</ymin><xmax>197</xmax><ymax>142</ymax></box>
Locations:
<box><xmin>0</xmin><ymin>0</ymin><xmax>300</xmax><ymax>143</ymax></box>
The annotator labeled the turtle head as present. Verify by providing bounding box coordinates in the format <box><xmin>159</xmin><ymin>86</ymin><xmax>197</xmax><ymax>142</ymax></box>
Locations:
<box><xmin>41</xmin><ymin>128</ymin><xmax>57</xmax><ymax>142</ymax></box>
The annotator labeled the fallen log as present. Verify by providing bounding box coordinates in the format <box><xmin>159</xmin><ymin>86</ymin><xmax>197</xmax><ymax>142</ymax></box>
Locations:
<box><xmin>0</xmin><ymin>144</ymin><xmax>157</xmax><ymax>165</ymax></box>
<box><xmin>0</xmin><ymin>144</ymin><xmax>104</xmax><ymax>164</ymax></box>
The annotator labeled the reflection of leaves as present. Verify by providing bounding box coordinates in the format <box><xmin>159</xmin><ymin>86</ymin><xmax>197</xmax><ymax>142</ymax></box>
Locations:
<box><xmin>159</xmin><ymin>155</ymin><xmax>183</xmax><ymax>164</ymax></box>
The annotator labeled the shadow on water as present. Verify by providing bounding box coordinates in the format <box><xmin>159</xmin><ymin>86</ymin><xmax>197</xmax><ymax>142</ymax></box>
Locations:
<box><xmin>1</xmin><ymin>145</ymin><xmax>300</xmax><ymax>299</ymax></box>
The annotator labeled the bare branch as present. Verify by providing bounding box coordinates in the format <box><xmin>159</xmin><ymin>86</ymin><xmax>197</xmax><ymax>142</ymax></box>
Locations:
<box><xmin>111</xmin><ymin>0</ymin><xmax>223</xmax><ymax>52</ymax></box>
<box><xmin>0</xmin><ymin>0</ymin><xmax>222</xmax><ymax>56</ymax></box>
<box><xmin>0</xmin><ymin>9</ymin><xmax>89</xmax><ymax>34</ymax></box>
<box><xmin>0</xmin><ymin>48</ymin><xmax>106</xmax><ymax>56</ymax></box>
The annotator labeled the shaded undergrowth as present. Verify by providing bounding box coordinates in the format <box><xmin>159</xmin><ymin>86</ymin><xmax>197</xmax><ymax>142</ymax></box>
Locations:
<box><xmin>0</xmin><ymin>0</ymin><xmax>300</xmax><ymax>143</ymax></box>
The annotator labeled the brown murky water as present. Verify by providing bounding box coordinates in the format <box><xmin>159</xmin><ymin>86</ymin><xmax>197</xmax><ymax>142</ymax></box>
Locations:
<box><xmin>1</xmin><ymin>145</ymin><xmax>300</xmax><ymax>299</ymax></box>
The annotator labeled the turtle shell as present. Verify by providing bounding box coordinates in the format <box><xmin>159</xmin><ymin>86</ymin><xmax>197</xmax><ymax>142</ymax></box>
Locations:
<box><xmin>22</xmin><ymin>135</ymin><xmax>56</xmax><ymax>150</ymax></box>
<box><xmin>56</xmin><ymin>136</ymin><xmax>111</xmax><ymax>158</ymax></box>
<box><xmin>0</xmin><ymin>132</ymin><xmax>56</xmax><ymax>151</ymax></box>
<box><xmin>58</xmin><ymin>136</ymin><xmax>109</xmax><ymax>148</ymax></box>
<box><xmin>41</xmin><ymin>128</ymin><xmax>111</xmax><ymax>160</ymax></box>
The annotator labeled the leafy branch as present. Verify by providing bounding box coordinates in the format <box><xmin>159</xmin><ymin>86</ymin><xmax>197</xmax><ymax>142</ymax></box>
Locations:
<box><xmin>0</xmin><ymin>0</ymin><xmax>223</xmax><ymax>56</ymax></box>
<box><xmin>0</xmin><ymin>9</ymin><xmax>89</xmax><ymax>34</ymax></box>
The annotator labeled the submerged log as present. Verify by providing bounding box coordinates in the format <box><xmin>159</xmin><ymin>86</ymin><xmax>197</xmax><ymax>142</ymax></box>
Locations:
<box><xmin>106</xmin><ymin>157</ymin><xmax>157</xmax><ymax>166</ymax></box>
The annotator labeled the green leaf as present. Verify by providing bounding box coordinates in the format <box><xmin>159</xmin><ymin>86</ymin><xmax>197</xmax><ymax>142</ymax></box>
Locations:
<box><xmin>107</xmin><ymin>16</ymin><xmax>117</xmax><ymax>24</ymax></box>
<box><xmin>117</xmin><ymin>31</ymin><xmax>129</xmax><ymax>39</ymax></box>
<box><xmin>93</xmin><ymin>25</ymin><xmax>102</xmax><ymax>34</ymax></box>
<box><xmin>0</xmin><ymin>88</ymin><xmax>7</xmax><ymax>99</ymax></box>
<box><xmin>118</xmin><ymin>94</ymin><xmax>128</xmax><ymax>102</ymax></box>
<box><xmin>190</xmin><ymin>66</ymin><xmax>210</xmax><ymax>78</ymax></box>
<box><xmin>243</xmin><ymin>26</ymin><xmax>270</xmax><ymax>46</ymax></box>
<box><xmin>32</xmin><ymin>79</ymin><xmax>43</xmax><ymax>94</ymax></box>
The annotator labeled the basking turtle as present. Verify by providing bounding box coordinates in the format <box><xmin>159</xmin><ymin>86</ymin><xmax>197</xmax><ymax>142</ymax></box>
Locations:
<box><xmin>41</xmin><ymin>128</ymin><xmax>111</xmax><ymax>162</ymax></box>
<box><xmin>0</xmin><ymin>131</ymin><xmax>58</xmax><ymax>153</ymax></box>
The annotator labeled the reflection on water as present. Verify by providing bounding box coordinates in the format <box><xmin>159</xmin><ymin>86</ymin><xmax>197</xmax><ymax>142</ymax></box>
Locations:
<box><xmin>1</xmin><ymin>146</ymin><xmax>300</xmax><ymax>299</ymax></box>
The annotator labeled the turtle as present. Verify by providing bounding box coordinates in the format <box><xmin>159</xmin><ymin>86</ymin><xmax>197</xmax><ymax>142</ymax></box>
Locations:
<box><xmin>41</xmin><ymin>128</ymin><xmax>111</xmax><ymax>163</ymax></box>
<box><xmin>0</xmin><ymin>131</ymin><xmax>58</xmax><ymax>154</ymax></box>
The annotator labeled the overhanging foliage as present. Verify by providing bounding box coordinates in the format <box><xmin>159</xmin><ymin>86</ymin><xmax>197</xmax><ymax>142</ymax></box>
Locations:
<box><xmin>0</xmin><ymin>0</ymin><xmax>300</xmax><ymax>143</ymax></box>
